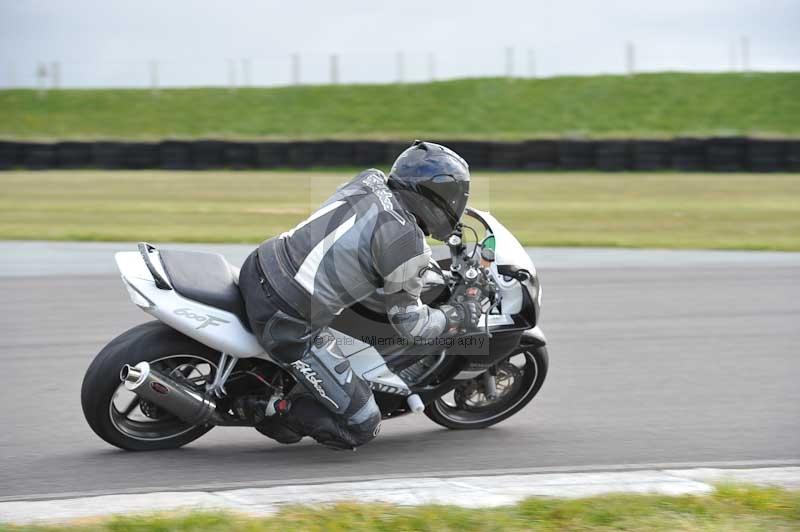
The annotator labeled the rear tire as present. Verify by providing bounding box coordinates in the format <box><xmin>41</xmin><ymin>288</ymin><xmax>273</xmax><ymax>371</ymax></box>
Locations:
<box><xmin>425</xmin><ymin>345</ymin><xmax>548</xmax><ymax>430</ymax></box>
<box><xmin>81</xmin><ymin>321</ymin><xmax>222</xmax><ymax>451</ymax></box>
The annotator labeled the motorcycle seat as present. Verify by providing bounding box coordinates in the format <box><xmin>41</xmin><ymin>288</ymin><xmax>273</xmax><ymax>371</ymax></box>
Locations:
<box><xmin>159</xmin><ymin>249</ymin><xmax>249</xmax><ymax>328</ymax></box>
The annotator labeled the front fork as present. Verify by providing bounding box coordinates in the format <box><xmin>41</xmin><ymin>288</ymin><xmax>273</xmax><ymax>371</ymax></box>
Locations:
<box><xmin>483</xmin><ymin>370</ymin><xmax>498</xmax><ymax>399</ymax></box>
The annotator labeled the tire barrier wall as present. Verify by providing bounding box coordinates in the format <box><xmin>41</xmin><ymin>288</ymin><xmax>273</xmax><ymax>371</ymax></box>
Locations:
<box><xmin>1</xmin><ymin>138</ymin><xmax>798</xmax><ymax>172</ymax></box>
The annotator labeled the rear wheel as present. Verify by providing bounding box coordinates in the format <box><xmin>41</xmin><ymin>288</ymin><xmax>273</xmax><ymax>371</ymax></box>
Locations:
<box><xmin>81</xmin><ymin>321</ymin><xmax>222</xmax><ymax>451</ymax></box>
<box><xmin>425</xmin><ymin>345</ymin><xmax>548</xmax><ymax>430</ymax></box>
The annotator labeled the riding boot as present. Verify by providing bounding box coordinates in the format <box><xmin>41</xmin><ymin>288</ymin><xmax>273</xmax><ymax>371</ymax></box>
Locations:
<box><xmin>233</xmin><ymin>395</ymin><xmax>303</xmax><ymax>444</ymax></box>
<box><xmin>281</xmin><ymin>331</ymin><xmax>382</xmax><ymax>449</ymax></box>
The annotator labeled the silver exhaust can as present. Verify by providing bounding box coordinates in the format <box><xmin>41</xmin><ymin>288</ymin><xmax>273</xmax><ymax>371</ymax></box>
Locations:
<box><xmin>120</xmin><ymin>361</ymin><xmax>218</xmax><ymax>425</ymax></box>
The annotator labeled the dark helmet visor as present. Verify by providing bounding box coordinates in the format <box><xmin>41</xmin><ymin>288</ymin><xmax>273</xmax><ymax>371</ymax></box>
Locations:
<box><xmin>416</xmin><ymin>174</ymin><xmax>469</xmax><ymax>239</ymax></box>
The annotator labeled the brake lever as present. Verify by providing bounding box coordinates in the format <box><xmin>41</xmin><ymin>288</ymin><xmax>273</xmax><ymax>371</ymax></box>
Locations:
<box><xmin>483</xmin><ymin>297</ymin><xmax>500</xmax><ymax>338</ymax></box>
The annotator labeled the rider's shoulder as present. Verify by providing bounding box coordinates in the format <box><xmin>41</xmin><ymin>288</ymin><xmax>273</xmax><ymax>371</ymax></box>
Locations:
<box><xmin>336</xmin><ymin>169</ymin><xmax>387</xmax><ymax>192</ymax></box>
<box><xmin>357</xmin><ymin>168</ymin><xmax>388</xmax><ymax>184</ymax></box>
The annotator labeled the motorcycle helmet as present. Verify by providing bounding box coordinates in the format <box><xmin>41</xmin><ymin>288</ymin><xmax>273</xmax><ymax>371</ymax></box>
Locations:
<box><xmin>387</xmin><ymin>140</ymin><xmax>470</xmax><ymax>240</ymax></box>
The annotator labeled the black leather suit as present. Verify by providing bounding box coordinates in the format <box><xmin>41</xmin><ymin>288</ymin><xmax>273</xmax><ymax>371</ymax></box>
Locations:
<box><xmin>238</xmin><ymin>169</ymin><xmax>454</xmax><ymax>448</ymax></box>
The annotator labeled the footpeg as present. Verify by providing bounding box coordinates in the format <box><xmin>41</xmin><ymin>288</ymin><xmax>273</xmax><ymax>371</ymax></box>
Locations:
<box><xmin>407</xmin><ymin>394</ymin><xmax>425</xmax><ymax>413</ymax></box>
<box><xmin>266</xmin><ymin>396</ymin><xmax>290</xmax><ymax>417</ymax></box>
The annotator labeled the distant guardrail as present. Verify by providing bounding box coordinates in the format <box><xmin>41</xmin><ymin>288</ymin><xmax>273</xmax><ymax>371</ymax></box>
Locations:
<box><xmin>0</xmin><ymin>138</ymin><xmax>798</xmax><ymax>172</ymax></box>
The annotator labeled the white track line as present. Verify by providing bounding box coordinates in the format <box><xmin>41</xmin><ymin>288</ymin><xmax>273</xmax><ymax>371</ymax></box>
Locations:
<box><xmin>1</xmin><ymin>465</ymin><xmax>799</xmax><ymax>525</ymax></box>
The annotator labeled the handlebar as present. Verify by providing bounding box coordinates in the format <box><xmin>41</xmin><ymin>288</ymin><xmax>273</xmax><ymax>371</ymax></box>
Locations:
<box><xmin>445</xmin><ymin>223</ymin><xmax>498</xmax><ymax>337</ymax></box>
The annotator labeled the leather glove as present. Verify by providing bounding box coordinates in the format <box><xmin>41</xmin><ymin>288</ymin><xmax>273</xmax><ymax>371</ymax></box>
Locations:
<box><xmin>441</xmin><ymin>300</ymin><xmax>482</xmax><ymax>334</ymax></box>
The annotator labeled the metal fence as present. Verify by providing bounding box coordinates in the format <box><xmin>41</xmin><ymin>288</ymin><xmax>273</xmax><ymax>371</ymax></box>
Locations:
<box><xmin>5</xmin><ymin>37</ymin><xmax>763</xmax><ymax>90</ymax></box>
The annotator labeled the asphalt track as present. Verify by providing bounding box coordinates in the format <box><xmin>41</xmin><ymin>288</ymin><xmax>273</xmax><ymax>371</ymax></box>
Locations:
<box><xmin>1</xmin><ymin>242</ymin><xmax>799</xmax><ymax>500</ymax></box>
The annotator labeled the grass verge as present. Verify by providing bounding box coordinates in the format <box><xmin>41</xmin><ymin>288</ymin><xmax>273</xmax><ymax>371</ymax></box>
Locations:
<box><xmin>1</xmin><ymin>73</ymin><xmax>799</xmax><ymax>140</ymax></box>
<box><xmin>2</xmin><ymin>485</ymin><xmax>799</xmax><ymax>531</ymax></box>
<box><xmin>1</xmin><ymin>170</ymin><xmax>799</xmax><ymax>250</ymax></box>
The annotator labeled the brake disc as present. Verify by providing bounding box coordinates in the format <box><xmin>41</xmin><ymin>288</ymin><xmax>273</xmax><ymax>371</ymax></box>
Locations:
<box><xmin>453</xmin><ymin>361</ymin><xmax>522</xmax><ymax>410</ymax></box>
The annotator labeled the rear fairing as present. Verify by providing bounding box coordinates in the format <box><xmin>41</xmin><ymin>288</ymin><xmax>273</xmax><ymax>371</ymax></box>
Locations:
<box><xmin>115</xmin><ymin>250</ymin><xmax>268</xmax><ymax>359</ymax></box>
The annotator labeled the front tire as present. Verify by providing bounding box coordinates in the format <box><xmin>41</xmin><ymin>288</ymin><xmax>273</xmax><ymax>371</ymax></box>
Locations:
<box><xmin>425</xmin><ymin>345</ymin><xmax>548</xmax><ymax>430</ymax></box>
<box><xmin>81</xmin><ymin>321</ymin><xmax>222</xmax><ymax>451</ymax></box>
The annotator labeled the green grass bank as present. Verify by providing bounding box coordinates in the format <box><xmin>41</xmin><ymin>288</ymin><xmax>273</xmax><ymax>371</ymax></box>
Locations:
<box><xmin>1</xmin><ymin>73</ymin><xmax>799</xmax><ymax>140</ymax></box>
<box><xmin>1</xmin><ymin>170</ymin><xmax>799</xmax><ymax>250</ymax></box>
<box><xmin>2</xmin><ymin>485</ymin><xmax>798</xmax><ymax>531</ymax></box>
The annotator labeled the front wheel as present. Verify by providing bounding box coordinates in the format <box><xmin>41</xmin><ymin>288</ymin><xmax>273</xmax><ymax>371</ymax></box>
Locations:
<box><xmin>81</xmin><ymin>321</ymin><xmax>222</xmax><ymax>451</ymax></box>
<box><xmin>425</xmin><ymin>345</ymin><xmax>548</xmax><ymax>430</ymax></box>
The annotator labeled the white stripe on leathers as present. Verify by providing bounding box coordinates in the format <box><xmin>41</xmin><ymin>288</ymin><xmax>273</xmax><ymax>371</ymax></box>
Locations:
<box><xmin>294</xmin><ymin>213</ymin><xmax>358</xmax><ymax>294</ymax></box>
<box><xmin>281</xmin><ymin>200</ymin><xmax>346</xmax><ymax>239</ymax></box>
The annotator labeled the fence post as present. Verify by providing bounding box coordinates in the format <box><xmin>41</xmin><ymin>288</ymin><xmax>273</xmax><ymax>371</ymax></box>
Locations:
<box><xmin>149</xmin><ymin>60</ymin><xmax>159</xmax><ymax>95</ymax></box>
<box><xmin>36</xmin><ymin>62</ymin><xmax>47</xmax><ymax>97</ymax></box>
<box><xmin>51</xmin><ymin>61</ymin><xmax>60</xmax><ymax>89</ymax></box>
<box><xmin>741</xmin><ymin>36</ymin><xmax>750</xmax><ymax>72</ymax></box>
<box><xmin>527</xmin><ymin>48</ymin><xmax>537</xmax><ymax>78</ymax></box>
<box><xmin>505</xmin><ymin>47</ymin><xmax>514</xmax><ymax>78</ymax></box>
<box><xmin>427</xmin><ymin>52</ymin><xmax>436</xmax><ymax>81</ymax></box>
<box><xmin>625</xmin><ymin>42</ymin><xmax>635</xmax><ymax>75</ymax></box>
<box><xmin>330</xmin><ymin>54</ymin><xmax>339</xmax><ymax>84</ymax></box>
<box><xmin>227</xmin><ymin>59</ymin><xmax>237</xmax><ymax>92</ymax></box>
<box><xmin>242</xmin><ymin>58</ymin><xmax>251</xmax><ymax>87</ymax></box>
<box><xmin>291</xmin><ymin>53</ymin><xmax>301</xmax><ymax>85</ymax></box>
<box><xmin>396</xmin><ymin>51</ymin><xmax>404</xmax><ymax>83</ymax></box>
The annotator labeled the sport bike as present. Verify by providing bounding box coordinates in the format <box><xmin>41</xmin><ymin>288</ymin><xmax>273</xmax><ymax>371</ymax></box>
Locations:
<box><xmin>81</xmin><ymin>208</ymin><xmax>548</xmax><ymax>450</ymax></box>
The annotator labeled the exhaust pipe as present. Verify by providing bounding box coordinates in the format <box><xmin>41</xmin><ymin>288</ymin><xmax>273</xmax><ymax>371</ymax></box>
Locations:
<box><xmin>120</xmin><ymin>361</ymin><xmax>219</xmax><ymax>426</ymax></box>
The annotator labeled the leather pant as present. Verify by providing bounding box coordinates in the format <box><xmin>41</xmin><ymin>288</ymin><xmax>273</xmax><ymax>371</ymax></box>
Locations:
<box><xmin>239</xmin><ymin>250</ymin><xmax>381</xmax><ymax>449</ymax></box>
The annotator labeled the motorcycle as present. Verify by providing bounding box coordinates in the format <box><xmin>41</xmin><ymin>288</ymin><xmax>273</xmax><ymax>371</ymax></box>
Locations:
<box><xmin>81</xmin><ymin>207</ymin><xmax>548</xmax><ymax>450</ymax></box>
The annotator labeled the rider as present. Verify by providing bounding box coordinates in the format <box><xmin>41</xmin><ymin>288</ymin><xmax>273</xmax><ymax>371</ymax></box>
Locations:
<box><xmin>237</xmin><ymin>140</ymin><xmax>482</xmax><ymax>449</ymax></box>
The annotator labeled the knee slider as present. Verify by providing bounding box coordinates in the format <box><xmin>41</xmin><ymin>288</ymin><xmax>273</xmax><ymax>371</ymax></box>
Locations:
<box><xmin>346</xmin><ymin>396</ymin><xmax>382</xmax><ymax>447</ymax></box>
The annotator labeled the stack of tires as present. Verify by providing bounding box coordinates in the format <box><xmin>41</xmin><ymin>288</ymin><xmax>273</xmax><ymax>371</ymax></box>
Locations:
<box><xmin>673</xmin><ymin>138</ymin><xmax>706</xmax><ymax>171</ymax></box>
<box><xmin>523</xmin><ymin>140</ymin><xmax>558</xmax><ymax>170</ymax></box>
<box><xmin>558</xmin><ymin>140</ymin><xmax>595</xmax><ymax>170</ymax></box>
<box><xmin>440</xmin><ymin>141</ymin><xmax>490</xmax><ymax>169</ymax></box>
<box><xmin>706</xmin><ymin>137</ymin><xmax>746</xmax><ymax>172</ymax></box>
<box><xmin>160</xmin><ymin>141</ymin><xmax>192</xmax><ymax>169</ymax></box>
<box><xmin>746</xmin><ymin>140</ymin><xmax>786</xmax><ymax>172</ymax></box>
<box><xmin>595</xmin><ymin>141</ymin><xmax>630</xmax><ymax>171</ymax></box>
<box><xmin>787</xmin><ymin>141</ymin><xmax>800</xmax><ymax>172</ymax></box>
<box><xmin>0</xmin><ymin>138</ymin><xmax>796</xmax><ymax>172</ymax></box>
<box><xmin>0</xmin><ymin>142</ymin><xmax>18</xmax><ymax>170</ymax></box>
<box><xmin>631</xmin><ymin>140</ymin><xmax>672</xmax><ymax>170</ymax></box>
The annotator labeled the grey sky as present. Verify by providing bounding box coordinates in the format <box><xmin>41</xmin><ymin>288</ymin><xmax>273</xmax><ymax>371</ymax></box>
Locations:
<box><xmin>1</xmin><ymin>0</ymin><xmax>798</xmax><ymax>88</ymax></box>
